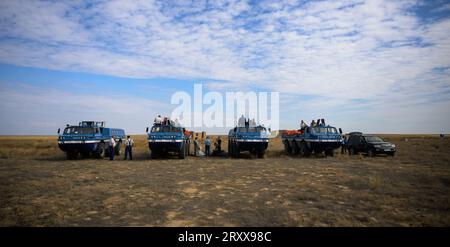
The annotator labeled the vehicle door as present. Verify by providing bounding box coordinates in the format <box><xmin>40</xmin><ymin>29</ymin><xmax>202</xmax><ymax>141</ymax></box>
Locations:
<box><xmin>357</xmin><ymin>136</ymin><xmax>367</xmax><ymax>152</ymax></box>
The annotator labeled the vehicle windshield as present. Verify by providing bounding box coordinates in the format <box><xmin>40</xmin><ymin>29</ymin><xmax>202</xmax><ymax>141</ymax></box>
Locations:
<box><xmin>311</xmin><ymin>127</ymin><xmax>337</xmax><ymax>134</ymax></box>
<box><xmin>64</xmin><ymin>127</ymin><xmax>95</xmax><ymax>135</ymax></box>
<box><xmin>151</xmin><ymin>126</ymin><xmax>181</xmax><ymax>133</ymax></box>
<box><xmin>238</xmin><ymin>126</ymin><xmax>266</xmax><ymax>133</ymax></box>
<box><xmin>364</xmin><ymin>136</ymin><xmax>384</xmax><ymax>142</ymax></box>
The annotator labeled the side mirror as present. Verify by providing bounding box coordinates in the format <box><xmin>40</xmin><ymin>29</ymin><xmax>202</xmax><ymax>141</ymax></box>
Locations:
<box><xmin>146</xmin><ymin>127</ymin><xmax>149</xmax><ymax>133</ymax></box>
<box><xmin>57</xmin><ymin>128</ymin><xmax>60</xmax><ymax>134</ymax></box>
<box><xmin>339</xmin><ymin>128</ymin><xmax>342</xmax><ymax>134</ymax></box>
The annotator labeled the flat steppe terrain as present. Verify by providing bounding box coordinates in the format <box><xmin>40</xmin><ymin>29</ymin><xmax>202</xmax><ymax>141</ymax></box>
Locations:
<box><xmin>0</xmin><ymin>134</ymin><xmax>449</xmax><ymax>226</ymax></box>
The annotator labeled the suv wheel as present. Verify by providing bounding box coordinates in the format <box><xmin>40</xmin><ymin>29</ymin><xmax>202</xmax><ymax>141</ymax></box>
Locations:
<box><xmin>367</xmin><ymin>149</ymin><xmax>375</xmax><ymax>157</ymax></box>
<box><xmin>349</xmin><ymin>147</ymin><xmax>356</xmax><ymax>155</ymax></box>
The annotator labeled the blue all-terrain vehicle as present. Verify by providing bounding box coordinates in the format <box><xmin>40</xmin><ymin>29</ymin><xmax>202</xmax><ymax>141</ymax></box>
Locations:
<box><xmin>281</xmin><ymin>124</ymin><xmax>342</xmax><ymax>157</ymax></box>
<box><xmin>57</xmin><ymin>121</ymin><xmax>126</xmax><ymax>159</ymax></box>
<box><xmin>146</xmin><ymin>121</ymin><xmax>191</xmax><ymax>159</ymax></box>
<box><xmin>228</xmin><ymin>126</ymin><xmax>269</xmax><ymax>158</ymax></box>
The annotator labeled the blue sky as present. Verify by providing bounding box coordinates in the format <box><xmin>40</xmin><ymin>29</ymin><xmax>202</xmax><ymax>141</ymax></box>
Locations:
<box><xmin>0</xmin><ymin>0</ymin><xmax>450</xmax><ymax>135</ymax></box>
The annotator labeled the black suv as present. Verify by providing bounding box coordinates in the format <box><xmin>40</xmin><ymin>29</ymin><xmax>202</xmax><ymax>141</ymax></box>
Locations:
<box><xmin>346</xmin><ymin>132</ymin><xmax>396</xmax><ymax>157</ymax></box>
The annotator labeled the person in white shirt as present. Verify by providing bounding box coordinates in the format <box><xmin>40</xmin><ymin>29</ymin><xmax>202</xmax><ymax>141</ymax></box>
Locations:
<box><xmin>154</xmin><ymin>115</ymin><xmax>163</xmax><ymax>125</ymax></box>
<box><xmin>124</xmin><ymin>135</ymin><xmax>134</xmax><ymax>160</ymax></box>
<box><xmin>238</xmin><ymin>115</ymin><xmax>245</xmax><ymax>127</ymax></box>
<box><xmin>300</xmin><ymin>120</ymin><xmax>307</xmax><ymax>130</ymax></box>
<box><xmin>109</xmin><ymin>136</ymin><xmax>116</xmax><ymax>160</ymax></box>
<box><xmin>250</xmin><ymin>118</ymin><xmax>256</xmax><ymax>127</ymax></box>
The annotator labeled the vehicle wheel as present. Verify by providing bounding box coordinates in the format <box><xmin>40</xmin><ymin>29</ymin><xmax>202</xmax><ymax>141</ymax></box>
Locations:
<box><xmin>179</xmin><ymin>143</ymin><xmax>186</xmax><ymax>159</ymax></box>
<box><xmin>150</xmin><ymin>149</ymin><xmax>158</xmax><ymax>159</ymax></box>
<box><xmin>367</xmin><ymin>149</ymin><xmax>375</xmax><ymax>157</ymax></box>
<box><xmin>325</xmin><ymin>149</ymin><xmax>334</xmax><ymax>157</ymax></box>
<box><xmin>291</xmin><ymin>141</ymin><xmax>299</xmax><ymax>154</ymax></box>
<box><xmin>230</xmin><ymin>141</ymin><xmax>235</xmax><ymax>158</ymax></box>
<box><xmin>66</xmin><ymin>151</ymin><xmax>78</xmax><ymax>160</ymax></box>
<box><xmin>80</xmin><ymin>152</ymin><xmax>90</xmax><ymax>159</ymax></box>
<box><xmin>389</xmin><ymin>151</ymin><xmax>396</xmax><ymax>157</ymax></box>
<box><xmin>233</xmin><ymin>142</ymin><xmax>240</xmax><ymax>158</ymax></box>
<box><xmin>284</xmin><ymin>141</ymin><xmax>292</xmax><ymax>154</ymax></box>
<box><xmin>349</xmin><ymin>147</ymin><xmax>356</xmax><ymax>155</ymax></box>
<box><xmin>257</xmin><ymin>149</ymin><xmax>265</xmax><ymax>158</ymax></box>
<box><xmin>299</xmin><ymin>142</ymin><xmax>311</xmax><ymax>157</ymax></box>
<box><xmin>94</xmin><ymin>143</ymin><xmax>105</xmax><ymax>159</ymax></box>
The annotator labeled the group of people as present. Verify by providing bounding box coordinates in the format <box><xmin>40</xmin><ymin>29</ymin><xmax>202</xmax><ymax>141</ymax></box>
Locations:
<box><xmin>154</xmin><ymin>114</ymin><xmax>180</xmax><ymax>126</ymax></box>
<box><xmin>108</xmin><ymin>135</ymin><xmax>134</xmax><ymax>161</ymax></box>
<box><xmin>300</xmin><ymin>118</ymin><xmax>327</xmax><ymax>130</ymax></box>
<box><xmin>194</xmin><ymin>136</ymin><xmax>223</xmax><ymax>157</ymax></box>
<box><xmin>238</xmin><ymin>115</ymin><xmax>257</xmax><ymax>128</ymax></box>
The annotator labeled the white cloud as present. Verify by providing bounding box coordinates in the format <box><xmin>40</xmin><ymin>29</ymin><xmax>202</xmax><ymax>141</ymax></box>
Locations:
<box><xmin>0</xmin><ymin>82</ymin><xmax>171</xmax><ymax>135</ymax></box>
<box><xmin>0</xmin><ymin>0</ymin><xmax>449</xmax><ymax>133</ymax></box>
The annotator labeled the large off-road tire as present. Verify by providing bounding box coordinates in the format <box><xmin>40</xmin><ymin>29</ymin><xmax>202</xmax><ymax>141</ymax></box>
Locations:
<box><xmin>94</xmin><ymin>143</ymin><xmax>105</xmax><ymax>159</ymax></box>
<box><xmin>66</xmin><ymin>151</ymin><xmax>78</xmax><ymax>160</ymax></box>
<box><xmin>257</xmin><ymin>149</ymin><xmax>265</xmax><ymax>158</ymax></box>
<box><xmin>299</xmin><ymin>142</ymin><xmax>311</xmax><ymax>157</ymax></box>
<box><xmin>367</xmin><ymin>149</ymin><xmax>375</xmax><ymax>157</ymax></box>
<box><xmin>284</xmin><ymin>141</ymin><xmax>292</xmax><ymax>154</ymax></box>
<box><xmin>150</xmin><ymin>149</ymin><xmax>158</xmax><ymax>159</ymax></box>
<box><xmin>291</xmin><ymin>140</ymin><xmax>300</xmax><ymax>154</ymax></box>
<box><xmin>325</xmin><ymin>149</ymin><xmax>334</xmax><ymax>157</ymax></box>
<box><xmin>229</xmin><ymin>141</ymin><xmax>234</xmax><ymax>157</ymax></box>
<box><xmin>80</xmin><ymin>152</ymin><xmax>91</xmax><ymax>159</ymax></box>
<box><xmin>233</xmin><ymin>142</ymin><xmax>240</xmax><ymax>158</ymax></box>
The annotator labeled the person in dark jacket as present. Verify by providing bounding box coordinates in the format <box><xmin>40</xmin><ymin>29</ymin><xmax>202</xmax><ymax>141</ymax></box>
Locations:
<box><xmin>341</xmin><ymin>135</ymin><xmax>347</xmax><ymax>154</ymax></box>
<box><xmin>124</xmin><ymin>135</ymin><xmax>134</xmax><ymax>160</ymax></box>
<box><xmin>217</xmin><ymin>137</ymin><xmax>222</xmax><ymax>152</ymax></box>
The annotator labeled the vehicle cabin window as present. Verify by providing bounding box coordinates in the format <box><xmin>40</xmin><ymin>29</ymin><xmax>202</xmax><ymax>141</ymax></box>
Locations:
<box><xmin>364</xmin><ymin>136</ymin><xmax>384</xmax><ymax>142</ymax></box>
<box><xmin>311</xmin><ymin>127</ymin><xmax>337</xmax><ymax>134</ymax></box>
<box><xmin>152</xmin><ymin>126</ymin><xmax>179</xmax><ymax>132</ymax></box>
<box><xmin>256</xmin><ymin>126</ymin><xmax>266</xmax><ymax>132</ymax></box>
<box><xmin>63</xmin><ymin>127</ymin><xmax>94</xmax><ymax>135</ymax></box>
<box><xmin>238</xmin><ymin>127</ymin><xmax>247</xmax><ymax>132</ymax></box>
<box><xmin>359</xmin><ymin>136</ymin><xmax>365</xmax><ymax>142</ymax></box>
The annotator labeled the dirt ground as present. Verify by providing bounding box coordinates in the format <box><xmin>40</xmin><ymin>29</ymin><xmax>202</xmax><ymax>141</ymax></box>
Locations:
<box><xmin>0</xmin><ymin>135</ymin><xmax>449</xmax><ymax>226</ymax></box>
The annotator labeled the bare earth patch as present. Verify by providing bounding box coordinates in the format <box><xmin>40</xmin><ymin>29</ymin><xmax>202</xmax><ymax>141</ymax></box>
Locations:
<box><xmin>0</xmin><ymin>135</ymin><xmax>449</xmax><ymax>226</ymax></box>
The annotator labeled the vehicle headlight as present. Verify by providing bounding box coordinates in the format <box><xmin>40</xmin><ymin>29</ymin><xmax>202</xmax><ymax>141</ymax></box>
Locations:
<box><xmin>391</xmin><ymin>144</ymin><xmax>396</xmax><ymax>148</ymax></box>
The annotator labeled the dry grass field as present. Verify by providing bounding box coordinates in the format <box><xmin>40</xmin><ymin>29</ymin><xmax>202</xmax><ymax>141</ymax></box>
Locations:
<box><xmin>0</xmin><ymin>134</ymin><xmax>449</xmax><ymax>226</ymax></box>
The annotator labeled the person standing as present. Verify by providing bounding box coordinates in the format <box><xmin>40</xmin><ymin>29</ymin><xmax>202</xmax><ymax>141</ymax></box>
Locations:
<box><xmin>341</xmin><ymin>135</ymin><xmax>347</xmax><ymax>154</ymax></box>
<box><xmin>217</xmin><ymin>137</ymin><xmax>222</xmax><ymax>152</ymax></box>
<box><xmin>154</xmin><ymin>115</ymin><xmax>162</xmax><ymax>124</ymax></box>
<box><xmin>194</xmin><ymin>137</ymin><xmax>199</xmax><ymax>156</ymax></box>
<box><xmin>238</xmin><ymin>114</ymin><xmax>245</xmax><ymax>127</ymax></box>
<box><xmin>204</xmin><ymin>136</ymin><xmax>211</xmax><ymax>157</ymax></box>
<box><xmin>109</xmin><ymin>136</ymin><xmax>116</xmax><ymax>161</ymax></box>
<box><xmin>124</xmin><ymin>135</ymin><xmax>134</xmax><ymax>160</ymax></box>
<box><xmin>300</xmin><ymin>120</ymin><xmax>307</xmax><ymax>129</ymax></box>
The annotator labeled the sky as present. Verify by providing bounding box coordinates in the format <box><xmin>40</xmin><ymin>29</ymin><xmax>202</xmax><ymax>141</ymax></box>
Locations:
<box><xmin>0</xmin><ymin>0</ymin><xmax>450</xmax><ymax>135</ymax></box>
